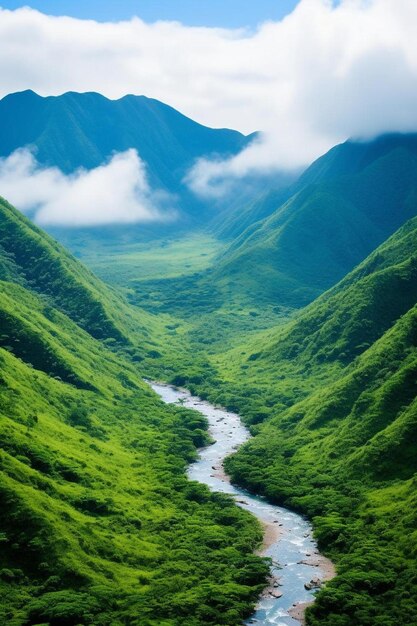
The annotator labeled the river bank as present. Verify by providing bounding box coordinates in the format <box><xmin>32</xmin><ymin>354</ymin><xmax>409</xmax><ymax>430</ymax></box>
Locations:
<box><xmin>149</xmin><ymin>382</ymin><xmax>335</xmax><ymax>625</ymax></box>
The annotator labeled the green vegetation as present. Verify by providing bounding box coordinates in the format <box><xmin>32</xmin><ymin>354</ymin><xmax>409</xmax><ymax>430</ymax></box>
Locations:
<box><xmin>213</xmin><ymin>133</ymin><xmax>417</xmax><ymax>307</ymax></box>
<box><xmin>81</xmin><ymin>233</ymin><xmax>225</xmax><ymax>288</ymax></box>
<box><xmin>0</xmin><ymin>197</ymin><xmax>269</xmax><ymax>625</ymax></box>
<box><xmin>3</xmin><ymin>129</ymin><xmax>417</xmax><ymax>626</ymax></box>
<box><xmin>166</xmin><ymin>217</ymin><xmax>417</xmax><ymax>626</ymax></box>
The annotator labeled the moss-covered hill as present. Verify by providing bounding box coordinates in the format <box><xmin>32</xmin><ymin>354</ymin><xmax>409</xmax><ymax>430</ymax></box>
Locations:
<box><xmin>174</xmin><ymin>217</ymin><xmax>417</xmax><ymax>626</ymax></box>
<box><xmin>0</xmin><ymin>197</ymin><xmax>269</xmax><ymax>626</ymax></box>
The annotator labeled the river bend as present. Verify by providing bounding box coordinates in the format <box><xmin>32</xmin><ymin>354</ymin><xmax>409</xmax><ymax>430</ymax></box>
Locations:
<box><xmin>150</xmin><ymin>382</ymin><xmax>334</xmax><ymax>626</ymax></box>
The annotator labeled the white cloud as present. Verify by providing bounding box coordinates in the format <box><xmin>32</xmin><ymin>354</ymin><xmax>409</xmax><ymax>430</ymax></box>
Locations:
<box><xmin>0</xmin><ymin>0</ymin><xmax>417</xmax><ymax>195</ymax></box>
<box><xmin>0</xmin><ymin>148</ymin><xmax>175</xmax><ymax>226</ymax></box>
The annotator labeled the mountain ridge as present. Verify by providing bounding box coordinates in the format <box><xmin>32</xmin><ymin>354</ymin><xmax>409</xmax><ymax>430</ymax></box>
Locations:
<box><xmin>0</xmin><ymin>89</ymin><xmax>258</xmax><ymax>240</ymax></box>
<box><xmin>212</xmin><ymin>132</ymin><xmax>417</xmax><ymax>307</ymax></box>
<box><xmin>0</xmin><ymin>89</ymin><xmax>253</xmax><ymax>186</ymax></box>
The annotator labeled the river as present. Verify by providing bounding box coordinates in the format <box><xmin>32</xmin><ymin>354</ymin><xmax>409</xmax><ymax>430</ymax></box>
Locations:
<box><xmin>149</xmin><ymin>382</ymin><xmax>335</xmax><ymax>626</ymax></box>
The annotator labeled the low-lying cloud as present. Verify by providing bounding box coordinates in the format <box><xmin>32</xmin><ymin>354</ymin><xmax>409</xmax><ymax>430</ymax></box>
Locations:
<box><xmin>0</xmin><ymin>149</ymin><xmax>175</xmax><ymax>226</ymax></box>
<box><xmin>0</xmin><ymin>1</ymin><xmax>417</xmax><ymax>196</ymax></box>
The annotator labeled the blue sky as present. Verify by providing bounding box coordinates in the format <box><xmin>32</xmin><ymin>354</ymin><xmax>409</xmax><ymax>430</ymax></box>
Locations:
<box><xmin>0</xmin><ymin>0</ymin><xmax>300</xmax><ymax>27</ymax></box>
<box><xmin>0</xmin><ymin>0</ymin><xmax>414</xmax><ymax>178</ymax></box>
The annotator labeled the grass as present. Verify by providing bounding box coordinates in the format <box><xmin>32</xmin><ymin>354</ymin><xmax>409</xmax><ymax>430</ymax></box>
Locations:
<box><xmin>75</xmin><ymin>228</ymin><xmax>295</xmax><ymax>358</ymax></box>
<box><xmin>79</xmin><ymin>233</ymin><xmax>225</xmax><ymax>287</ymax></box>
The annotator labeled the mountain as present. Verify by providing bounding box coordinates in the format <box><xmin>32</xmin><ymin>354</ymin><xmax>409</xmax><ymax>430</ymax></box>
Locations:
<box><xmin>183</xmin><ymin>216</ymin><xmax>417</xmax><ymax>626</ymax></box>
<box><xmin>3</xmin><ymin>86</ymin><xmax>417</xmax><ymax>626</ymax></box>
<box><xmin>211</xmin><ymin>184</ymin><xmax>294</xmax><ymax>240</ymax></box>
<box><xmin>0</xmin><ymin>196</ymin><xmax>268</xmax><ymax>625</ymax></box>
<box><xmin>213</xmin><ymin>133</ymin><xmax>417</xmax><ymax>307</ymax></box>
<box><xmin>0</xmin><ymin>89</ymin><xmax>252</xmax><ymax>186</ymax></box>
<box><xmin>0</xmin><ymin>90</ymin><xmax>255</xmax><ymax>231</ymax></box>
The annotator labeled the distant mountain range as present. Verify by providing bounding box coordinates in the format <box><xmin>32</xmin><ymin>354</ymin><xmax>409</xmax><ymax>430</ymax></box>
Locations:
<box><xmin>0</xmin><ymin>89</ymin><xmax>255</xmax><ymax>226</ymax></box>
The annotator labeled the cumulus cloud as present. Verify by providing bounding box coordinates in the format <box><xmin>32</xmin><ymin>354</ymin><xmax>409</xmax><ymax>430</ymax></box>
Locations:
<box><xmin>0</xmin><ymin>0</ymin><xmax>417</xmax><ymax>195</ymax></box>
<box><xmin>0</xmin><ymin>148</ymin><xmax>175</xmax><ymax>226</ymax></box>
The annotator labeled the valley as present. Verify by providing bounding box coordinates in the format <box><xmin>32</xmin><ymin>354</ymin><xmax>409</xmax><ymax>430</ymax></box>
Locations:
<box><xmin>150</xmin><ymin>381</ymin><xmax>335</xmax><ymax>626</ymax></box>
<box><xmin>57</xmin><ymin>192</ymin><xmax>417</xmax><ymax>626</ymax></box>
<box><xmin>1</xmin><ymin>90</ymin><xmax>417</xmax><ymax>626</ymax></box>
<box><xmin>57</xmin><ymin>131</ymin><xmax>417</xmax><ymax>626</ymax></box>
<box><xmin>0</xmin><ymin>197</ymin><xmax>270</xmax><ymax>626</ymax></box>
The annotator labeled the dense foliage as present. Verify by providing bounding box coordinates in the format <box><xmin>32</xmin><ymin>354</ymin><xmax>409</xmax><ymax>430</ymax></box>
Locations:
<box><xmin>0</xmin><ymin>198</ymin><xmax>269</xmax><ymax>625</ymax></box>
<box><xmin>168</xmin><ymin>218</ymin><xmax>417</xmax><ymax>626</ymax></box>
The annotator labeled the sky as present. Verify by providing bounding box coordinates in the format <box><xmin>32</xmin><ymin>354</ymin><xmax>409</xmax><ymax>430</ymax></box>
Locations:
<box><xmin>0</xmin><ymin>0</ymin><xmax>301</xmax><ymax>28</ymax></box>
<box><xmin>0</xmin><ymin>0</ymin><xmax>417</xmax><ymax>224</ymax></box>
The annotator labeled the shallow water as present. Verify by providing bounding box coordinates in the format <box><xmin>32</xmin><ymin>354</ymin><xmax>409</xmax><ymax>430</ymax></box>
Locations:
<box><xmin>150</xmin><ymin>382</ymin><xmax>332</xmax><ymax>626</ymax></box>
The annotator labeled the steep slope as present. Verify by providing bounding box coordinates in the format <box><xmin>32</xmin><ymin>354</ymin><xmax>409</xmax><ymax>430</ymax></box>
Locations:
<box><xmin>177</xmin><ymin>218</ymin><xmax>417</xmax><ymax>626</ymax></box>
<box><xmin>227</xmin><ymin>305</ymin><xmax>417</xmax><ymax>626</ymax></box>
<box><xmin>214</xmin><ymin>188</ymin><xmax>286</xmax><ymax>240</ymax></box>
<box><xmin>211</xmin><ymin>179</ymin><xmax>297</xmax><ymax>240</ymax></box>
<box><xmin>215</xmin><ymin>133</ymin><xmax>417</xmax><ymax>307</ymax></box>
<box><xmin>0</xmin><ymin>196</ymin><xmax>127</xmax><ymax>342</ymax></box>
<box><xmin>0</xmin><ymin>197</ymin><xmax>268</xmax><ymax>625</ymax></box>
<box><xmin>237</xmin><ymin>214</ymin><xmax>417</xmax><ymax>393</ymax></box>
<box><xmin>0</xmin><ymin>195</ymin><xmax>188</xmax><ymax>365</ymax></box>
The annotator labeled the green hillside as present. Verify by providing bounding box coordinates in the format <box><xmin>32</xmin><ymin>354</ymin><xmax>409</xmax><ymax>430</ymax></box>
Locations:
<box><xmin>0</xmin><ymin>197</ymin><xmax>268</xmax><ymax>626</ymax></box>
<box><xmin>214</xmin><ymin>133</ymin><xmax>417</xmax><ymax>307</ymax></box>
<box><xmin>173</xmin><ymin>217</ymin><xmax>417</xmax><ymax>626</ymax></box>
<box><xmin>211</xmin><ymin>182</ymin><xmax>295</xmax><ymax>240</ymax></box>
<box><xmin>3</xmin><ymin>98</ymin><xmax>417</xmax><ymax>626</ymax></box>
<box><xmin>0</xmin><ymin>196</ymin><xmax>181</xmax><ymax>359</ymax></box>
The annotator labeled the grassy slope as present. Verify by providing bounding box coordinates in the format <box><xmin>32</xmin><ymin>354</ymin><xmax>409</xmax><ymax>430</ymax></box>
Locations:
<box><xmin>0</xmin><ymin>198</ymin><xmax>269</xmax><ymax>626</ymax></box>
<box><xmin>214</xmin><ymin>134</ymin><xmax>417</xmax><ymax>307</ymax></box>
<box><xmin>225</xmin><ymin>309</ymin><xmax>417</xmax><ymax>625</ymax></box>
<box><xmin>210</xmin><ymin>182</ymin><xmax>296</xmax><ymax>241</ymax></box>
<box><xmin>173</xmin><ymin>218</ymin><xmax>417</xmax><ymax>626</ymax></box>
<box><xmin>0</xmin><ymin>195</ymin><xmax>195</xmax><ymax>366</ymax></box>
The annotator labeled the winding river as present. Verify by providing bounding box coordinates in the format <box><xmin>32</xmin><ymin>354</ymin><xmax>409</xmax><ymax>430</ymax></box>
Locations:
<box><xmin>150</xmin><ymin>382</ymin><xmax>335</xmax><ymax>626</ymax></box>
